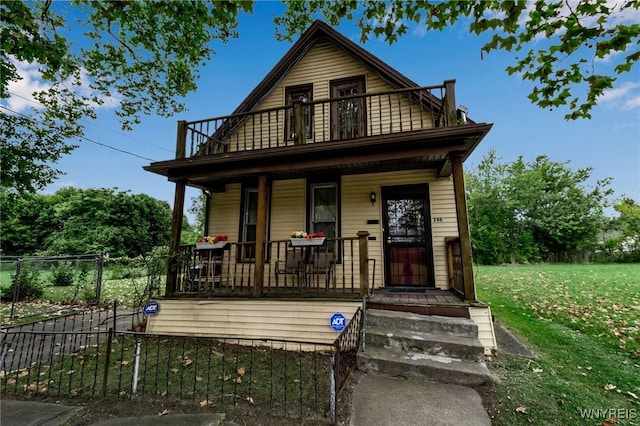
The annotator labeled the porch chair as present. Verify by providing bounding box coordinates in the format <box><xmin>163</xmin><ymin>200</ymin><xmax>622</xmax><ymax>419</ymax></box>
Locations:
<box><xmin>275</xmin><ymin>249</ymin><xmax>305</xmax><ymax>288</ymax></box>
<box><xmin>307</xmin><ymin>251</ymin><xmax>336</xmax><ymax>289</ymax></box>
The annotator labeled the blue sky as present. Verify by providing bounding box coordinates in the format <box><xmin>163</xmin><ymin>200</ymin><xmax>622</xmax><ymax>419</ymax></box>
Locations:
<box><xmin>7</xmin><ymin>2</ymin><xmax>640</xmax><ymax>220</ymax></box>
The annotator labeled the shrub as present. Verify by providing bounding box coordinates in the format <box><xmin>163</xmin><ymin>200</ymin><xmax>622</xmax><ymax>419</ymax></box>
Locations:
<box><xmin>51</xmin><ymin>261</ymin><xmax>75</xmax><ymax>287</ymax></box>
<box><xmin>2</xmin><ymin>264</ymin><xmax>44</xmax><ymax>301</ymax></box>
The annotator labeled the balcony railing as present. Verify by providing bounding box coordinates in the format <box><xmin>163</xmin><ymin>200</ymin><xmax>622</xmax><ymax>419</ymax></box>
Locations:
<box><xmin>172</xmin><ymin>237</ymin><xmax>374</xmax><ymax>298</ymax></box>
<box><xmin>181</xmin><ymin>81</ymin><xmax>457</xmax><ymax>158</ymax></box>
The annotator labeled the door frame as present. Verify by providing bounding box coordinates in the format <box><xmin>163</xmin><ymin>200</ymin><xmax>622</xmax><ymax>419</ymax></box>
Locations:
<box><xmin>381</xmin><ymin>183</ymin><xmax>435</xmax><ymax>288</ymax></box>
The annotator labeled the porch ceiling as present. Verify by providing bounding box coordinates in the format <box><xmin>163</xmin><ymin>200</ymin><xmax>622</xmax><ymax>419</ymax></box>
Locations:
<box><xmin>144</xmin><ymin>123</ymin><xmax>492</xmax><ymax>190</ymax></box>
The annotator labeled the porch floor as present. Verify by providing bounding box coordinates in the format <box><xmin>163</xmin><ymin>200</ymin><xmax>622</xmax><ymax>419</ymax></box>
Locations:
<box><xmin>367</xmin><ymin>288</ymin><xmax>481</xmax><ymax>318</ymax></box>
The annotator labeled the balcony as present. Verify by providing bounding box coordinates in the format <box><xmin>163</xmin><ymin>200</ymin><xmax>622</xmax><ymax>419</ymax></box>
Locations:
<box><xmin>145</xmin><ymin>80</ymin><xmax>492</xmax><ymax>187</ymax></box>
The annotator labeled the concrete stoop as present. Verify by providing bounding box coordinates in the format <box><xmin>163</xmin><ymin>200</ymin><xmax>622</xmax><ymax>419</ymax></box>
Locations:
<box><xmin>357</xmin><ymin>309</ymin><xmax>493</xmax><ymax>386</ymax></box>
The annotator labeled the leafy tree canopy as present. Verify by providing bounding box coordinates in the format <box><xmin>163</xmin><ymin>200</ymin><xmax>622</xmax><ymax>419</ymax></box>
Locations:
<box><xmin>2</xmin><ymin>0</ymin><xmax>638</xmax><ymax>194</ymax></box>
<box><xmin>0</xmin><ymin>187</ymin><xmax>172</xmax><ymax>257</ymax></box>
<box><xmin>467</xmin><ymin>149</ymin><xmax>613</xmax><ymax>264</ymax></box>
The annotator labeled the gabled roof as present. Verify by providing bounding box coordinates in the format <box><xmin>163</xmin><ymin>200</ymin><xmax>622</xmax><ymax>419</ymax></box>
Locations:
<box><xmin>230</xmin><ymin>20</ymin><xmax>442</xmax><ymax>115</ymax></box>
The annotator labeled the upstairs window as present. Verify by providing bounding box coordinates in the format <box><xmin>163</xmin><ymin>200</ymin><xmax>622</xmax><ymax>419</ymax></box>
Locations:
<box><xmin>330</xmin><ymin>76</ymin><xmax>366</xmax><ymax>140</ymax></box>
<box><xmin>285</xmin><ymin>84</ymin><xmax>313</xmax><ymax>141</ymax></box>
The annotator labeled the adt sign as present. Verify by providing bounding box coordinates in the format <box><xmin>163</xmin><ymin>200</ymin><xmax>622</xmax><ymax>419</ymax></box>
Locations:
<box><xmin>330</xmin><ymin>313</ymin><xmax>347</xmax><ymax>332</ymax></box>
<box><xmin>143</xmin><ymin>300</ymin><xmax>160</xmax><ymax>316</ymax></box>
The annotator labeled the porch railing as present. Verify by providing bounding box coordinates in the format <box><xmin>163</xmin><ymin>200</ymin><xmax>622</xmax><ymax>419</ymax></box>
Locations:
<box><xmin>174</xmin><ymin>237</ymin><xmax>373</xmax><ymax>298</ymax></box>
<box><xmin>183</xmin><ymin>81</ymin><xmax>457</xmax><ymax>157</ymax></box>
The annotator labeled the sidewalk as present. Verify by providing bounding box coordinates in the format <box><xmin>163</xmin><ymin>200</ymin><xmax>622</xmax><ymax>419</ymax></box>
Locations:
<box><xmin>1</xmin><ymin>374</ymin><xmax>491</xmax><ymax>426</ymax></box>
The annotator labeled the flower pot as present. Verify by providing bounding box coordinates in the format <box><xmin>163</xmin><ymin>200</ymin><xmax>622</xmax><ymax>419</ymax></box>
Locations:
<box><xmin>196</xmin><ymin>242</ymin><xmax>230</xmax><ymax>250</ymax></box>
<box><xmin>290</xmin><ymin>237</ymin><xmax>326</xmax><ymax>247</ymax></box>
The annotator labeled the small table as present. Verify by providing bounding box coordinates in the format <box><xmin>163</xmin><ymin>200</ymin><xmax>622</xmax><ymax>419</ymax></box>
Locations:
<box><xmin>193</xmin><ymin>242</ymin><xmax>230</xmax><ymax>292</ymax></box>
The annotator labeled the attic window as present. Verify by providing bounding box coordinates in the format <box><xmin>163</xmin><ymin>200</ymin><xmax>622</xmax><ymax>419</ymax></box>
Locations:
<box><xmin>285</xmin><ymin>84</ymin><xmax>313</xmax><ymax>141</ymax></box>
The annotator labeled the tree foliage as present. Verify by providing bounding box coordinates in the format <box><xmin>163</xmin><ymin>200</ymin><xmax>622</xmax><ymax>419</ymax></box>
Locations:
<box><xmin>2</xmin><ymin>1</ymin><xmax>637</xmax><ymax>194</ymax></box>
<box><xmin>276</xmin><ymin>0</ymin><xmax>639</xmax><ymax>120</ymax></box>
<box><xmin>0</xmin><ymin>187</ymin><xmax>172</xmax><ymax>257</ymax></box>
<box><xmin>467</xmin><ymin>149</ymin><xmax>612</xmax><ymax>264</ymax></box>
<box><xmin>1</xmin><ymin>0</ymin><xmax>253</xmax><ymax>193</ymax></box>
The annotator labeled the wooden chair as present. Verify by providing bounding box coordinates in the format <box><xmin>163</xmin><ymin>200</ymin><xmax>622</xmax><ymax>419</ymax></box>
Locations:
<box><xmin>307</xmin><ymin>251</ymin><xmax>336</xmax><ymax>289</ymax></box>
<box><xmin>275</xmin><ymin>250</ymin><xmax>305</xmax><ymax>288</ymax></box>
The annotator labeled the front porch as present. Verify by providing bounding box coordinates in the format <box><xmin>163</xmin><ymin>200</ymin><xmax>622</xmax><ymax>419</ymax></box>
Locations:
<box><xmin>168</xmin><ymin>235</ymin><xmax>475</xmax><ymax>301</ymax></box>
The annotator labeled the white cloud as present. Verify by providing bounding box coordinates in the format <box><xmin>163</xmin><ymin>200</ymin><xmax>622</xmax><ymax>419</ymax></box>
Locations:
<box><xmin>599</xmin><ymin>81</ymin><xmax>640</xmax><ymax>111</ymax></box>
<box><xmin>2</xmin><ymin>56</ymin><xmax>121</xmax><ymax>114</ymax></box>
<box><xmin>2</xmin><ymin>60</ymin><xmax>48</xmax><ymax>113</ymax></box>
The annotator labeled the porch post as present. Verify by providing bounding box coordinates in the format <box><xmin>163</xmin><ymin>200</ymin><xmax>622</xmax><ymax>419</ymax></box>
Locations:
<box><xmin>357</xmin><ymin>231</ymin><xmax>370</xmax><ymax>297</ymax></box>
<box><xmin>444</xmin><ymin>79</ymin><xmax>457</xmax><ymax>127</ymax></box>
<box><xmin>167</xmin><ymin>181</ymin><xmax>186</xmax><ymax>297</ymax></box>
<box><xmin>451</xmin><ymin>154</ymin><xmax>477</xmax><ymax>302</ymax></box>
<box><xmin>166</xmin><ymin>120</ymin><xmax>188</xmax><ymax>297</ymax></box>
<box><xmin>253</xmin><ymin>175</ymin><xmax>269</xmax><ymax>297</ymax></box>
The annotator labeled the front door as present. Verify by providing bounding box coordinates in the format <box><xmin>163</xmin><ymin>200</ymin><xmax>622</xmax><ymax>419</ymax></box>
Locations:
<box><xmin>382</xmin><ymin>184</ymin><xmax>435</xmax><ymax>287</ymax></box>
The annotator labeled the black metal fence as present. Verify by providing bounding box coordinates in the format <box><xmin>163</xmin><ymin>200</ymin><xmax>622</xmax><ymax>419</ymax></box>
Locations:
<box><xmin>0</xmin><ymin>305</ymin><xmax>364</xmax><ymax>423</ymax></box>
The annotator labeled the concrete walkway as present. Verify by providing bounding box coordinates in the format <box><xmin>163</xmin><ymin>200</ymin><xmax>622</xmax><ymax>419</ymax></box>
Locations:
<box><xmin>1</xmin><ymin>373</ymin><xmax>491</xmax><ymax>426</ymax></box>
<box><xmin>350</xmin><ymin>373</ymin><xmax>491</xmax><ymax>426</ymax></box>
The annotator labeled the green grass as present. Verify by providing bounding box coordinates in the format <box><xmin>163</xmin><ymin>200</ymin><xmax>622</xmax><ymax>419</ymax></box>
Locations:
<box><xmin>0</xmin><ymin>265</ymin><xmax>160</xmax><ymax>326</ymax></box>
<box><xmin>477</xmin><ymin>264</ymin><xmax>640</xmax><ymax>425</ymax></box>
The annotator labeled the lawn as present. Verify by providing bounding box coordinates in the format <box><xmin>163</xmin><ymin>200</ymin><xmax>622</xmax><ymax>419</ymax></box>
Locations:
<box><xmin>476</xmin><ymin>263</ymin><xmax>640</xmax><ymax>425</ymax></box>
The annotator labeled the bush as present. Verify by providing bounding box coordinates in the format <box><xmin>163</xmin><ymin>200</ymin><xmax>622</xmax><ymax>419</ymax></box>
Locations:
<box><xmin>2</xmin><ymin>264</ymin><xmax>44</xmax><ymax>301</ymax></box>
<box><xmin>51</xmin><ymin>261</ymin><xmax>75</xmax><ymax>287</ymax></box>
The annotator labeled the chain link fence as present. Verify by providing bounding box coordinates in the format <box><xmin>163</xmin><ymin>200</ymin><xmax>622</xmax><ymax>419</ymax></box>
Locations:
<box><xmin>0</xmin><ymin>248</ymin><xmax>168</xmax><ymax>327</ymax></box>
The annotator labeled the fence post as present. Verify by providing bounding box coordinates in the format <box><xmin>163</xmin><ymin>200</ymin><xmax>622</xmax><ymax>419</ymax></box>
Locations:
<box><xmin>95</xmin><ymin>253</ymin><xmax>104</xmax><ymax>304</ymax></box>
<box><xmin>102</xmin><ymin>328</ymin><xmax>114</xmax><ymax>398</ymax></box>
<box><xmin>9</xmin><ymin>258</ymin><xmax>23</xmax><ymax>319</ymax></box>
<box><xmin>132</xmin><ymin>340</ymin><xmax>142</xmax><ymax>394</ymax></box>
<box><xmin>329</xmin><ymin>351</ymin><xmax>337</xmax><ymax>425</ymax></box>
<box><xmin>357</xmin><ymin>231</ymin><xmax>370</xmax><ymax>297</ymax></box>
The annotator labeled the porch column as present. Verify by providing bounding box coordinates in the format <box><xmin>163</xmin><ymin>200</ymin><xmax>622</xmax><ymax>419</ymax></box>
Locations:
<box><xmin>166</xmin><ymin>181</ymin><xmax>186</xmax><ymax>297</ymax></box>
<box><xmin>166</xmin><ymin>120</ymin><xmax>188</xmax><ymax>297</ymax></box>
<box><xmin>253</xmin><ymin>175</ymin><xmax>269</xmax><ymax>297</ymax></box>
<box><xmin>451</xmin><ymin>153</ymin><xmax>477</xmax><ymax>302</ymax></box>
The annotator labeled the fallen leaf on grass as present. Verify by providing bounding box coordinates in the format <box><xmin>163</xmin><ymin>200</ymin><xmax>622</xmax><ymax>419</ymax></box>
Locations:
<box><xmin>532</xmin><ymin>368</ymin><xmax>543</xmax><ymax>373</ymax></box>
<box><xmin>195</xmin><ymin>376</ymin><xmax>203</xmax><ymax>382</ymax></box>
<box><xmin>183</xmin><ymin>359</ymin><xmax>193</xmax><ymax>367</ymax></box>
<box><xmin>246</xmin><ymin>397</ymin><xmax>254</xmax><ymax>405</ymax></box>
<box><xmin>237</xmin><ymin>367</ymin><xmax>245</xmax><ymax>376</ymax></box>
<box><xmin>627</xmin><ymin>391</ymin><xmax>638</xmax><ymax>400</ymax></box>
<box><xmin>604</xmin><ymin>384</ymin><xmax>617</xmax><ymax>391</ymax></box>
<box><xmin>199</xmin><ymin>399</ymin><xmax>213</xmax><ymax>407</ymax></box>
<box><xmin>171</xmin><ymin>368</ymin><xmax>179</xmax><ymax>374</ymax></box>
<box><xmin>602</xmin><ymin>417</ymin><xmax>618</xmax><ymax>426</ymax></box>
<box><xmin>516</xmin><ymin>406</ymin><xmax>527</xmax><ymax>414</ymax></box>
<box><xmin>235</xmin><ymin>376</ymin><xmax>242</xmax><ymax>384</ymax></box>
<box><xmin>158</xmin><ymin>409</ymin><xmax>170</xmax><ymax>416</ymax></box>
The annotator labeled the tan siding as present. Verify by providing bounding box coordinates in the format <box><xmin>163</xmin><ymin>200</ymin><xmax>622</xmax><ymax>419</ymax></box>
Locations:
<box><xmin>429</xmin><ymin>178</ymin><xmax>459</xmax><ymax>288</ymax></box>
<box><xmin>269</xmin><ymin>179</ymin><xmax>306</xmax><ymax>241</ymax></box>
<box><xmin>146</xmin><ymin>300</ymin><xmax>362</xmax><ymax>345</ymax></box>
<box><xmin>208</xmin><ymin>184</ymin><xmax>241</xmax><ymax>241</ymax></box>
<box><xmin>223</xmin><ymin>40</ymin><xmax>434</xmax><ymax>151</ymax></box>
<box><xmin>468</xmin><ymin>306</ymin><xmax>497</xmax><ymax>355</ymax></box>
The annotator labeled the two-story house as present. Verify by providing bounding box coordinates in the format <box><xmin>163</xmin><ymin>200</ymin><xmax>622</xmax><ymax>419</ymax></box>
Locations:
<box><xmin>144</xmin><ymin>20</ymin><xmax>495</xmax><ymax>353</ymax></box>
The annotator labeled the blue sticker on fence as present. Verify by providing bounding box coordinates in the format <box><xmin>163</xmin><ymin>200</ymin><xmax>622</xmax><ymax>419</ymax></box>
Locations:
<box><xmin>330</xmin><ymin>313</ymin><xmax>346</xmax><ymax>331</ymax></box>
<box><xmin>143</xmin><ymin>300</ymin><xmax>160</xmax><ymax>316</ymax></box>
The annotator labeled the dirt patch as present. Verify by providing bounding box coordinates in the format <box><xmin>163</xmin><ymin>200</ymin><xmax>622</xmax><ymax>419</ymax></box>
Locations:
<box><xmin>493</xmin><ymin>319</ymin><xmax>536</xmax><ymax>359</ymax></box>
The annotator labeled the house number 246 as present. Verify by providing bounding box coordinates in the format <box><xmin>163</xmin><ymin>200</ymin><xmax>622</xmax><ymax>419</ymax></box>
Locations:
<box><xmin>432</xmin><ymin>217</ymin><xmax>443</xmax><ymax>223</ymax></box>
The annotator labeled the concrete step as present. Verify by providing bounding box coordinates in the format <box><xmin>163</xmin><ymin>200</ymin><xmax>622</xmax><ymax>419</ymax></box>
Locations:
<box><xmin>364</xmin><ymin>326</ymin><xmax>485</xmax><ymax>362</ymax></box>
<box><xmin>365</xmin><ymin>309</ymin><xmax>478</xmax><ymax>338</ymax></box>
<box><xmin>357</xmin><ymin>346</ymin><xmax>493</xmax><ymax>387</ymax></box>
